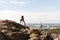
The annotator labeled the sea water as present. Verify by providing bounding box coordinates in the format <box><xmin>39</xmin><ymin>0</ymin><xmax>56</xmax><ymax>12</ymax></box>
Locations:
<box><xmin>27</xmin><ymin>23</ymin><xmax>60</xmax><ymax>29</ymax></box>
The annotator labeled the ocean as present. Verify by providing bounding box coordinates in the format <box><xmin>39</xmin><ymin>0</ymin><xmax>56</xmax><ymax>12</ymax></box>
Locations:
<box><xmin>27</xmin><ymin>23</ymin><xmax>60</xmax><ymax>29</ymax></box>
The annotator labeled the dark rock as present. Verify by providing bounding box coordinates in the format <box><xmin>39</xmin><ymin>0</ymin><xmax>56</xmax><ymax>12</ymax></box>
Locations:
<box><xmin>0</xmin><ymin>31</ymin><xmax>6</xmax><ymax>40</ymax></box>
<box><xmin>44</xmin><ymin>32</ymin><xmax>54</xmax><ymax>40</ymax></box>
<box><xmin>10</xmin><ymin>32</ymin><xmax>29</xmax><ymax>40</ymax></box>
<box><xmin>30</xmin><ymin>29</ymin><xmax>42</xmax><ymax>35</ymax></box>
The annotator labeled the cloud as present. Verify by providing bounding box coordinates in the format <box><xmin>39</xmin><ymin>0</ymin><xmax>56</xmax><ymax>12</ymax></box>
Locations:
<box><xmin>22</xmin><ymin>11</ymin><xmax>60</xmax><ymax>23</ymax></box>
<box><xmin>0</xmin><ymin>10</ymin><xmax>20</xmax><ymax>22</ymax></box>
<box><xmin>0</xmin><ymin>1</ymin><xmax>10</xmax><ymax>5</ymax></box>
<box><xmin>9</xmin><ymin>1</ymin><xmax>29</xmax><ymax>6</ymax></box>
<box><xmin>0</xmin><ymin>10</ymin><xmax>60</xmax><ymax>23</ymax></box>
<box><xmin>0</xmin><ymin>0</ymin><xmax>30</xmax><ymax>6</ymax></box>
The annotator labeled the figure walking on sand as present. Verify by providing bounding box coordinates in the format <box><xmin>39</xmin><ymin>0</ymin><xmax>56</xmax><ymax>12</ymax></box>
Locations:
<box><xmin>20</xmin><ymin>15</ymin><xmax>26</xmax><ymax>26</ymax></box>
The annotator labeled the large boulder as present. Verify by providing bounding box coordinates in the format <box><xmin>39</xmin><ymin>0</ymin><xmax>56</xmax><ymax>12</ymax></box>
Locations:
<box><xmin>0</xmin><ymin>31</ymin><xmax>6</xmax><ymax>40</ymax></box>
<box><xmin>0</xmin><ymin>20</ymin><xmax>29</xmax><ymax>32</ymax></box>
<box><xmin>44</xmin><ymin>32</ymin><xmax>54</xmax><ymax>40</ymax></box>
<box><xmin>0</xmin><ymin>20</ymin><xmax>54</xmax><ymax>40</ymax></box>
<box><xmin>29</xmin><ymin>29</ymin><xmax>42</xmax><ymax>40</ymax></box>
<box><xmin>0</xmin><ymin>20</ymin><xmax>30</xmax><ymax>40</ymax></box>
<box><xmin>0</xmin><ymin>20</ymin><xmax>29</xmax><ymax>29</ymax></box>
<box><xmin>10</xmin><ymin>32</ymin><xmax>30</xmax><ymax>40</ymax></box>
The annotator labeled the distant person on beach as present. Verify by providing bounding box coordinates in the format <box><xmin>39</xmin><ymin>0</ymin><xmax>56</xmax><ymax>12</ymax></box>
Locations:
<box><xmin>40</xmin><ymin>23</ymin><xmax>42</xmax><ymax>28</ymax></box>
<box><xmin>20</xmin><ymin>16</ymin><xmax>26</xmax><ymax>26</ymax></box>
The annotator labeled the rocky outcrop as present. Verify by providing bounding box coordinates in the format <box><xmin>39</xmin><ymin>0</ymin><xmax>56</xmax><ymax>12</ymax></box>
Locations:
<box><xmin>0</xmin><ymin>20</ymin><xmax>54</xmax><ymax>40</ymax></box>
<box><xmin>44</xmin><ymin>32</ymin><xmax>54</xmax><ymax>40</ymax></box>
<box><xmin>0</xmin><ymin>32</ymin><xmax>6</xmax><ymax>40</ymax></box>
<box><xmin>10</xmin><ymin>32</ymin><xmax>29</xmax><ymax>40</ymax></box>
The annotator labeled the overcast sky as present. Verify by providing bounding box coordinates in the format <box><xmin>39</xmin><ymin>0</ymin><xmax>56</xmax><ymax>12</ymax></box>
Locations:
<box><xmin>0</xmin><ymin>0</ymin><xmax>60</xmax><ymax>23</ymax></box>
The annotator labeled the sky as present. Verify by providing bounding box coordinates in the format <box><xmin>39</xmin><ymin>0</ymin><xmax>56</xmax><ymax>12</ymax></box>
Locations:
<box><xmin>0</xmin><ymin>0</ymin><xmax>60</xmax><ymax>23</ymax></box>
